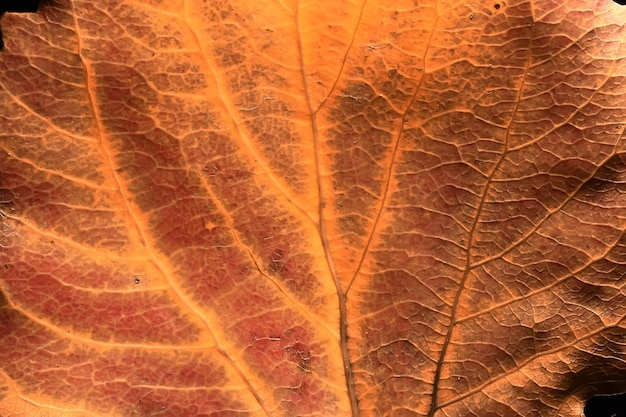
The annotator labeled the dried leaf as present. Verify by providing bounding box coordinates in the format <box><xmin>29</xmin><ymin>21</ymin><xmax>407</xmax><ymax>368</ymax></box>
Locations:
<box><xmin>1</xmin><ymin>1</ymin><xmax>626</xmax><ymax>416</ymax></box>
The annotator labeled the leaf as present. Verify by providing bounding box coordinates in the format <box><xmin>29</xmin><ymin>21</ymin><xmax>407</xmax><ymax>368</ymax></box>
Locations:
<box><xmin>1</xmin><ymin>0</ymin><xmax>626</xmax><ymax>416</ymax></box>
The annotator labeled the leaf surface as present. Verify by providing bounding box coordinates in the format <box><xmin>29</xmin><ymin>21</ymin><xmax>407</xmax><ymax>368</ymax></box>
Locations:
<box><xmin>1</xmin><ymin>0</ymin><xmax>626</xmax><ymax>416</ymax></box>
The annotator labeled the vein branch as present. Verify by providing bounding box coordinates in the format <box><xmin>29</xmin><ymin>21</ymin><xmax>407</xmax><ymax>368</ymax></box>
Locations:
<box><xmin>294</xmin><ymin>0</ymin><xmax>361</xmax><ymax>414</ymax></box>
<box><xmin>69</xmin><ymin>2</ymin><xmax>273</xmax><ymax>415</ymax></box>
<box><xmin>427</xmin><ymin>17</ymin><xmax>534</xmax><ymax>417</ymax></box>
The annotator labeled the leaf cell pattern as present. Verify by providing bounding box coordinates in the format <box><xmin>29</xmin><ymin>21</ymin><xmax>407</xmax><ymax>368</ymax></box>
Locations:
<box><xmin>1</xmin><ymin>1</ymin><xmax>626</xmax><ymax>416</ymax></box>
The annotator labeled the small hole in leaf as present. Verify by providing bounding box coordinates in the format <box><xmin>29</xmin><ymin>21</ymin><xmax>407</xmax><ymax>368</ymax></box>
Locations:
<box><xmin>134</xmin><ymin>278</ymin><xmax>141</xmax><ymax>284</ymax></box>
<box><xmin>614</xmin><ymin>0</ymin><xmax>626</xmax><ymax>5</ymax></box>
<box><xmin>494</xmin><ymin>3</ymin><xmax>501</xmax><ymax>9</ymax></box>
<box><xmin>585</xmin><ymin>392</ymin><xmax>626</xmax><ymax>417</ymax></box>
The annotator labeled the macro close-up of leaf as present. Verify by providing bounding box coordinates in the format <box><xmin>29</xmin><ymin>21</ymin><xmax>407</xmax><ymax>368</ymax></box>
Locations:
<box><xmin>1</xmin><ymin>0</ymin><xmax>626</xmax><ymax>416</ymax></box>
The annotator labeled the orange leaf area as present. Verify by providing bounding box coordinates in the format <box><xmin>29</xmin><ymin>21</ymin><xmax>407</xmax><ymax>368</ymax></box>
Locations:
<box><xmin>1</xmin><ymin>0</ymin><xmax>626</xmax><ymax>416</ymax></box>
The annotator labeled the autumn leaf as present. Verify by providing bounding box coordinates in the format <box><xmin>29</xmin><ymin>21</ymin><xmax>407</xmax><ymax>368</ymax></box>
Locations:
<box><xmin>1</xmin><ymin>0</ymin><xmax>626</xmax><ymax>416</ymax></box>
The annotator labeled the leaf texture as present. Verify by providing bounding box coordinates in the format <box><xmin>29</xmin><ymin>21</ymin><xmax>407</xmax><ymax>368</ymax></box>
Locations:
<box><xmin>1</xmin><ymin>0</ymin><xmax>626</xmax><ymax>416</ymax></box>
